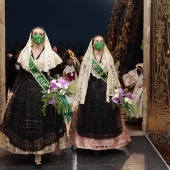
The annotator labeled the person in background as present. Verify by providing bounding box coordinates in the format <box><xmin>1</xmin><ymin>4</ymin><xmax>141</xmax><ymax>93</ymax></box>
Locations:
<box><xmin>77</xmin><ymin>52</ymin><xmax>84</xmax><ymax>64</ymax></box>
<box><xmin>51</xmin><ymin>45</ymin><xmax>57</xmax><ymax>53</ymax></box>
<box><xmin>63</xmin><ymin>55</ymin><xmax>78</xmax><ymax>106</ymax></box>
<box><xmin>63</xmin><ymin>49</ymin><xmax>80</xmax><ymax>76</ymax></box>
<box><xmin>63</xmin><ymin>56</ymin><xmax>78</xmax><ymax>84</ymax></box>
<box><xmin>55</xmin><ymin>49</ymin><xmax>81</xmax><ymax>77</ymax></box>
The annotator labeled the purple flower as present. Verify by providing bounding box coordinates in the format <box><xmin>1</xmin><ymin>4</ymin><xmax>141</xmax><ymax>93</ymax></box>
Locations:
<box><xmin>50</xmin><ymin>80</ymin><xmax>58</xmax><ymax>90</ymax></box>
<box><xmin>112</xmin><ymin>96</ymin><xmax>121</xmax><ymax>105</ymax></box>
<box><xmin>126</xmin><ymin>92</ymin><xmax>132</xmax><ymax>99</ymax></box>
<box><xmin>48</xmin><ymin>98</ymin><xmax>55</xmax><ymax>105</ymax></box>
<box><xmin>118</xmin><ymin>88</ymin><xmax>125</xmax><ymax>96</ymax></box>
<box><xmin>56</xmin><ymin>77</ymin><xmax>70</xmax><ymax>89</ymax></box>
<box><xmin>57</xmin><ymin>77</ymin><xmax>65</xmax><ymax>84</ymax></box>
<box><xmin>65</xmin><ymin>77</ymin><xmax>70</xmax><ymax>82</ymax></box>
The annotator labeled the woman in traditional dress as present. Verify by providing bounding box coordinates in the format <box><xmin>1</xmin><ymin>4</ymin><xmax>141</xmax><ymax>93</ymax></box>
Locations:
<box><xmin>0</xmin><ymin>27</ymin><xmax>65</xmax><ymax>167</ymax></box>
<box><xmin>70</xmin><ymin>35</ymin><xmax>130</xmax><ymax>153</ymax></box>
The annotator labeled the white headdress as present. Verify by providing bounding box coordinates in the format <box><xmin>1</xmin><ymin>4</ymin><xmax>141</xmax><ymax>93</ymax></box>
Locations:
<box><xmin>77</xmin><ymin>36</ymin><xmax>120</xmax><ymax>104</ymax></box>
<box><xmin>17</xmin><ymin>27</ymin><xmax>62</xmax><ymax>72</ymax></box>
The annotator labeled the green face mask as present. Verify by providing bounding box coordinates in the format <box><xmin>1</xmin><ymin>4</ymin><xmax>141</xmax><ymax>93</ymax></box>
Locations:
<box><xmin>94</xmin><ymin>42</ymin><xmax>105</xmax><ymax>50</ymax></box>
<box><xmin>32</xmin><ymin>34</ymin><xmax>44</xmax><ymax>44</ymax></box>
<box><xmin>140</xmin><ymin>44</ymin><xmax>143</xmax><ymax>50</ymax></box>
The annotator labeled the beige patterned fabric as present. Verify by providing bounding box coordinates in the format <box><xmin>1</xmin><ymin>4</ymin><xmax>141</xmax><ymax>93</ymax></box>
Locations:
<box><xmin>131</xmin><ymin>75</ymin><xmax>143</xmax><ymax>118</ymax></box>
<box><xmin>131</xmin><ymin>63</ymin><xmax>143</xmax><ymax>118</ymax></box>
<box><xmin>76</xmin><ymin>39</ymin><xmax>120</xmax><ymax>104</ymax></box>
<box><xmin>17</xmin><ymin>29</ymin><xmax>62</xmax><ymax>72</ymax></box>
<box><xmin>122</xmin><ymin>69</ymin><xmax>139</xmax><ymax>87</ymax></box>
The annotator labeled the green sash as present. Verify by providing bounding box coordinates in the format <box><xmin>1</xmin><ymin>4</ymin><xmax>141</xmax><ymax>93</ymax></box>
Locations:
<box><xmin>92</xmin><ymin>58</ymin><xmax>107</xmax><ymax>83</ymax></box>
<box><xmin>29</xmin><ymin>56</ymin><xmax>72</xmax><ymax>126</ymax></box>
<box><xmin>29</xmin><ymin>56</ymin><xmax>49</xmax><ymax>90</ymax></box>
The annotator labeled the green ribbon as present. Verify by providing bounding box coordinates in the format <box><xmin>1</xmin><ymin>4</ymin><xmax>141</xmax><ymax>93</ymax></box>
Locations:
<box><xmin>58</xmin><ymin>95</ymin><xmax>73</xmax><ymax>123</ymax></box>
<box><xmin>29</xmin><ymin>56</ymin><xmax>49</xmax><ymax>90</ymax></box>
<box><xmin>92</xmin><ymin>58</ymin><xmax>107</xmax><ymax>83</ymax></box>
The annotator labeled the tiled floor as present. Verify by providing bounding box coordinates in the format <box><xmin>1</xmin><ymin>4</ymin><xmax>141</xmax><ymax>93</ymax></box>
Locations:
<box><xmin>0</xmin><ymin>136</ymin><xmax>169</xmax><ymax>170</ymax></box>
<box><xmin>126</xmin><ymin>121</ymin><xmax>170</xmax><ymax>170</ymax></box>
<box><xmin>126</xmin><ymin>121</ymin><xmax>144</xmax><ymax>136</ymax></box>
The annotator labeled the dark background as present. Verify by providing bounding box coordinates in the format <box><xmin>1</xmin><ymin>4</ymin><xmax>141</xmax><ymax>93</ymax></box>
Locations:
<box><xmin>6</xmin><ymin>0</ymin><xmax>114</xmax><ymax>54</ymax></box>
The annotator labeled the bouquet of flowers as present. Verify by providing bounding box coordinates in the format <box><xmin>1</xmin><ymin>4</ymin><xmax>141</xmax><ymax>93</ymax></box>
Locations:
<box><xmin>111</xmin><ymin>87</ymin><xmax>139</xmax><ymax>120</ymax></box>
<box><xmin>41</xmin><ymin>77</ymin><xmax>77</xmax><ymax>122</ymax></box>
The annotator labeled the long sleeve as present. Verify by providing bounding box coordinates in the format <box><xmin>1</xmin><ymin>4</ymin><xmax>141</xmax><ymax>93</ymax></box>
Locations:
<box><xmin>11</xmin><ymin>66</ymin><xmax>26</xmax><ymax>93</ymax></box>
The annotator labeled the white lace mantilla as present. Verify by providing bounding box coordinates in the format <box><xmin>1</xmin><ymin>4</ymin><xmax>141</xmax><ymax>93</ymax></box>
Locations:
<box><xmin>17</xmin><ymin>30</ymin><xmax>62</xmax><ymax>72</ymax></box>
<box><xmin>77</xmin><ymin>39</ymin><xmax>120</xmax><ymax>104</ymax></box>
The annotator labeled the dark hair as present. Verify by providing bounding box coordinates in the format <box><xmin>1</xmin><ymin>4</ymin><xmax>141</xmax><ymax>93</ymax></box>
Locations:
<box><xmin>51</xmin><ymin>45</ymin><xmax>57</xmax><ymax>49</ymax></box>
<box><xmin>14</xmin><ymin>51</ymin><xmax>20</xmax><ymax>55</ymax></box>
<box><xmin>92</xmin><ymin>35</ymin><xmax>104</xmax><ymax>45</ymax></box>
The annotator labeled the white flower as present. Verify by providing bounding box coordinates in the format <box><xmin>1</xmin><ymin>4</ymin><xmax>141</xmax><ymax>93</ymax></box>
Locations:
<box><xmin>114</xmin><ymin>93</ymin><xmax>119</xmax><ymax>98</ymax></box>
<box><xmin>60</xmin><ymin>89</ymin><xmax>65</xmax><ymax>95</ymax></box>
<box><xmin>56</xmin><ymin>82</ymin><xmax>62</xmax><ymax>88</ymax></box>
<box><xmin>64</xmin><ymin>86</ymin><xmax>68</xmax><ymax>89</ymax></box>
<box><xmin>128</xmin><ymin>99</ymin><xmax>132</xmax><ymax>104</ymax></box>
<box><xmin>114</xmin><ymin>89</ymin><xmax>119</xmax><ymax>93</ymax></box>
<box><xmin>124</xmin><ymin>97</ymin><xmax>129</xmax><ymax>102</ymax></box>
<box><xmin>51</xmin><ymin>79</ymin><xmax>56</xmax><ymax>84</ymax></box>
